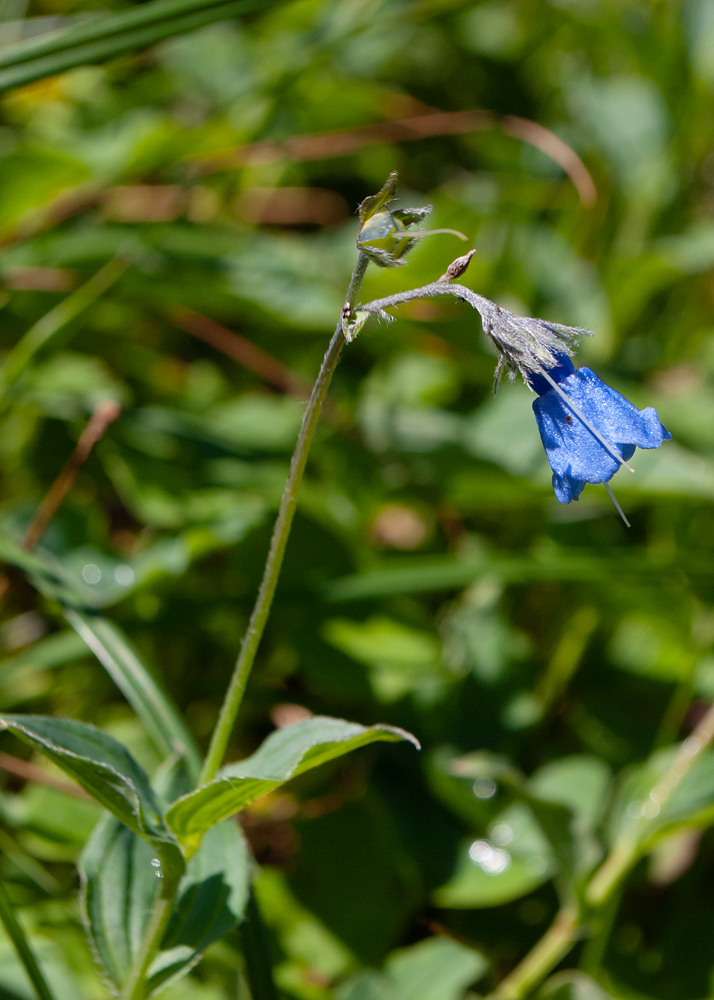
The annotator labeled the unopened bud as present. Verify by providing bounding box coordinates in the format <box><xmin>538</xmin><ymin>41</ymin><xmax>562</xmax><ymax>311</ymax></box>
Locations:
<box><xmin>438</xmin><ymin>249</ymin><xmax>477</xmax><ymax>283</ymax></box>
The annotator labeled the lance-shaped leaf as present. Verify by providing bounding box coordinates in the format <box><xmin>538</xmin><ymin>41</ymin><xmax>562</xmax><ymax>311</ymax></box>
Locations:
<box><xmin>167</xmin><ymin>716</ymin><xmax>419</xmax><ymax>850</ymax></box>
<box><xmin>65</xmin><ymin>609</ymin><xmax>201</xmax><ymax>781</ymax></box>
<box><xmin>81</xmin><ymin>815</ymin><xmax>250</xmax><ymax>996</ymax></box>
<box><xmin>0</xmin><ymin>0</ymin><xmax>273</xmax><ymax>92</ymax></box>
<box><xmin>0</xmin><ymin>714</ymin><xmax>170</xmax><ymax>845</ymax></box>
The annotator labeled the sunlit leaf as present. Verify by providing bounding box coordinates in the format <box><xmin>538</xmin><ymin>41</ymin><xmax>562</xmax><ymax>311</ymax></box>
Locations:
<box><xmin>0</xmin><ymin>714</ymin><xmax>171</xmax><ymax>846</ymax></box>
<box><xmin>166</xmin><ymin>717</ymin><xmax>418</xmax><ymax>850</ymax></box>
<box><xmin>338</xmin><ymin>937</ymin><xmax>487</xmax><ymax>1000</ymax></box>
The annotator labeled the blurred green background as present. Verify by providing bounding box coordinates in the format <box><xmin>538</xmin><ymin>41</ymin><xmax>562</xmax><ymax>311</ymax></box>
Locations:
<box><xmin>1</xmin><ymin>0</ymin><xmax>714</xmax><ymax>997</ymax></box>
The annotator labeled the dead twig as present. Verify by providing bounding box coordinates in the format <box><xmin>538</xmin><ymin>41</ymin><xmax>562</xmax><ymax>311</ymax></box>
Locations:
<box><xmin>0</xmin><ymin>751</ymin><xmax>92</xmax><ymax>800</ymax></box>
<box><xmin>169</xmin><ymin>306</ymin><xmax>312</xmax><ymax>398</ymax></box>
<box><xmin>22</xmin><ymin>399</ymin><xmax>121</xmax><ymax>551</ymax></box>
<box><xmin>191</xmin><ymin>108</ymin><xmax>596</xmax><ymax>206</ymax></box>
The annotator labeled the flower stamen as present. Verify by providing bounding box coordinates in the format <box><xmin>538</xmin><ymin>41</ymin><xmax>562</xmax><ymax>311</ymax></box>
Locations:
<box><xmin>605</xmin><ymin>482</ymin><xmax>631</xmax><ymax>528</ymax></box>
<box><xmin>538</xmin><ymin>369</ymin><xmax>636</xmax><ymax>474</ymax></box>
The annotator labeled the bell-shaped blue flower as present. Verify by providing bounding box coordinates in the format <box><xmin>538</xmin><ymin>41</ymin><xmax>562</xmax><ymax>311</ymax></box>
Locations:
<box><xmin>530</xmin><ymin>354</ymin><xmax>671</xmax><ymax>504</ymax></box>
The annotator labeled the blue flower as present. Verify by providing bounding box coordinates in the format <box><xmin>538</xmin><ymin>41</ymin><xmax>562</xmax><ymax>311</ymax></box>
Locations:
<box><xmin>530</xmin><ymin>354</ymin><xmax>671</xmax><ymax>504</ymax></box>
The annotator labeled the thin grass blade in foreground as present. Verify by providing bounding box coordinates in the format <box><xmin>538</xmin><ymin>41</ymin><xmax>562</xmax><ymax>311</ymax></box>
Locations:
<box><xmin>0</xmin><ymin>0</ymin><xmax>279</xmax><ymax>91</ymax></box>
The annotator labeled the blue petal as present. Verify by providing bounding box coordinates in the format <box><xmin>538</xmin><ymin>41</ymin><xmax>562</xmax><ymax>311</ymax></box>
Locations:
<box><xmin>552</xmin><ymin>473</ymin><xmax>585</xmax><ymax>503</ymax></box>
<box><xmin>532</xmin><ymin>367</ymin><xmax>671</xmax><ymax>503</ymax></box>
<box><xmin>528</xmin><ymin>353</ymin><xmax>575</xmax><ymax>396</ymax></box>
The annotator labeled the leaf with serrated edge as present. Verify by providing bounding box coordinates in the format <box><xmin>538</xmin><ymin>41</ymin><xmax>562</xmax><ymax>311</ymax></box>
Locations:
<box><xmin>0</xmin><ymin>714</ymin><xmax>169</xmax><ymax>843</ymax></box>
<box><xmin>81</xmin><ymin>815</ymin><xmax>250</xmax><ymax>995</ymax></box>
<box><xmin>167</xmin><ymin>716</ymin><xmax>419</xmax><ymax>849</ymax></box>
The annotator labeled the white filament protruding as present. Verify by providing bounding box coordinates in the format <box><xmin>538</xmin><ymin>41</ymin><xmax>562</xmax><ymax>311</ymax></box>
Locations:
<box><xmin>539</xmin><ymin>369</ymin><xmax>635</xmax><ymax>474</ymax></box>
<box><xmin>605</xmin><ymin>482</ymin><xmax>631</xmax><ymax>528</ymax></box>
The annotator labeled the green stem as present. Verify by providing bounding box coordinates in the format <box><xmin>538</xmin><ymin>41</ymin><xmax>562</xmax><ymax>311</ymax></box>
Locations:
<box><xmin>488</xmin><ymin>906</ymin><xmax>579</xmax><ymax>1000</ymax></box>
<box><xmin>119</xmin><ymin>849</ymin><xmax>182</xmax><ymax>1000</ymax></box>
<box><xmin>0</xmin><ymin>879</ymin><xmax>56</xmax><ymax>1000</ymax></box>
<box><xmin>0</xmin><ymin>255</ymin><xmax>128</xmax><ymax>405</ymax></box>
<box><xmin>200</xmin><ymin>253</ymin><xmax>369</xmax><ymax>784</ymax></box>
<box><xmin>579</xmin><ymin>890</ymin><xmax>620</xmax><ymax>978</ymax></box>
<box><xmin>585</xmin><ymin>840</ymin><xmax>638</xmax><ymax>909</ymax></box>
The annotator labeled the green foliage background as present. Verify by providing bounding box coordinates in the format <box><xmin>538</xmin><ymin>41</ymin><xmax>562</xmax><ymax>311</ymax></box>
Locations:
<box><xmin>0</xmin><ymin>0</ymin><xmax>713</xmax><ymax>997</ymax></box>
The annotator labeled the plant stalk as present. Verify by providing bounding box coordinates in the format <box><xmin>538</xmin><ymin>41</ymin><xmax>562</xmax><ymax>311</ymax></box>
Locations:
<box><xmin>119</xmin><ymin>851</ymin><xmax>182</xmax><ymax>1000</ymax></box>
<box><xmin>588</xmin><ymin>699</ymin><xmax>714</xmax><ymax>906</ymax></box>
<box><xmin>488</xmin><ymin>906</ymin><xmax>579</xmax><ymax>1000</ymax></box>
<box><xmin>490</xmin><ymin>701</ymin><xmax>714</xmax><ymax>998</ymax></box>
<box><xmin>200</xmin><ymin>253</ymin><xmax>369</xmax><ymax>784</ymax></box>
<box><xmin>0</xmin><ymin>879</ymin><xmax>56</xmax><ymax>1000</ymax></box>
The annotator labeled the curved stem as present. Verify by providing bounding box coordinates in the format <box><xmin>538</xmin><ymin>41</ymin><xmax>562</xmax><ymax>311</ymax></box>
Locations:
<box><xmin>488</xmin><ymin>906</ymin><xmax>579</xmax><ymax>1000</ymax></box>
<box><xmin>588</xmin><ymin>700</ymin><xmax>714</xmax><ymax>907</ymax></box>
<box><xmin>200</xmin><ymin>254</ymin><xmax>368</xmax><ymax>784</ymax></box>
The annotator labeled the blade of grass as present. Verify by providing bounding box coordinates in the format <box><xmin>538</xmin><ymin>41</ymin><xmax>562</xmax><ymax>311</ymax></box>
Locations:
<box><xmin>0</xmin><ymin>880</ymin><xmax>56</xmax><ymax>1000</ymax></box>
<box><xmin>0</xmin><ymin>0</ymin><xmax>264</xmax><ymax>69</ymax></box>
<box><xmin>0</xmin><ymin>255</ymin><xmax>128</xmax><ymax>404</ymax></box>
<box><xmin>0</xmin><ymin>0</ymin><xmax>258</xmax><ymax>90</ymax></box>
<box><xmin>64</xmin><ymin>609</ymin><xmax>201</xmax><ymax>780</ymax></box>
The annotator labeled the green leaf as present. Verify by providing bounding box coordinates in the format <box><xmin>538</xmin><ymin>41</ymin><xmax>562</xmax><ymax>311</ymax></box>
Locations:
<box><xmin>448</xmin><ymin>751</ymin><xmax>582</xmax><ymax>883</ymax></box>
<box><xmin>80</xmin><ymin>815</ymin><xmax>250</xmax><ymax>995</ymax></box>
<box><xmin>608</xmin><ymin>748</ymin><xmax>714</xmax><ymax>852</ymax></box>
<box><xmin>357</xmin><ymin>173</ymin><xmax>398</xmax><ymax>228</ymax></box>
<box><xmin>166</xmin><ymin>716</ymin><xmax>419</xmax><ymax>850</ymax></box>
<box><xmin>383</xmin><ymin>937</ymin><xmax>486</xmax><ymax>1000</ymax></box>
<box><xmin>0</xmin><ymin>0</ymin><xmax>273</xmax><ymax>92</ymax></box>
<box><xmin>338</xmin><ymin>937</ymin><xmax>487</xmax><ymax>1000</ymax></box>
<box><xmin>529</xmin><ymin>756</ymin><xmax>612</xmax><ymax>833</ymax></box>
<box><xmin>65</xmin><ymin>610</ymin><xmax>201</xmax><ymax>780</ymax></box>
<box><xmin>433</xmin><ymin>803</ymin><xmax>555</xmax><ymax>908</ymax></box>
<box><xmin>391</xmin><ymin>206</ymin><xmax>433</xmax><ymax>227</ymax></box>
<box><xmin>0</xmin><ymin>714</ymin><xmax>170</xmax><ymax>845</ymax></box>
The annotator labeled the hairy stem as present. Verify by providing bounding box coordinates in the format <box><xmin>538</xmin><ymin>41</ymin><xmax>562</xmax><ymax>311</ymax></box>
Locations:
<box><xmin>200</xmin><ymin>253</ymin><xmax>368</xmax><ymax>784</ymax></box>
<box><xmin>361</xmin><ymin>279</ymin><xmax>490</xmax><ymax>317</ymax></box>
<box><xmin>0</xmin><ymin>879</ymin><xmax>56</xmax><ymax>1000</ymax></box>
